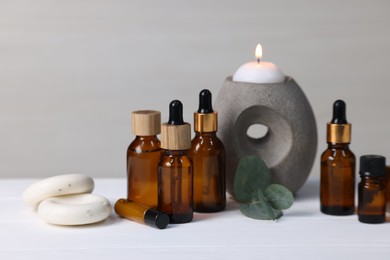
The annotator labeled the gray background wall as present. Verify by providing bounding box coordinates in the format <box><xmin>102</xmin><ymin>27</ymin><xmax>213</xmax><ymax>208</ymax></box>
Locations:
<box><xmin>1</xmin><ymin>0</ymin><xmax>389</xmax><ymax>178</ymax></box>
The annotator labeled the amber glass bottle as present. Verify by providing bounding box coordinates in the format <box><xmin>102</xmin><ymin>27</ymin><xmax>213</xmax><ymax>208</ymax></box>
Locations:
<box><xmin>127</xmin><ymin>110</ymin><xmax>161</xmax><ymax>208</ymax></box>
<box><xmin>115</xmin><ymin>199</ymin><xmax>169</xmax><ymax>229</ymax></box>
<box><xmin>189</xmin><ymin>89</ymin><xmax>226</xmax><ymax>213</ymax></box>
<box><xmin>158</xmin><ymin>100</ymin><xmax>193</xmax><ymax>223</ymax></box>
<box><xmin>358</xmin><ymin>155</ymin><xmax>386</xmax><ymax>224</ymax></box>
<box><xmin>320</xmin><ymin>100</ymin><xmax>355</xmax><ymax>215</ymax></box>
<box><xmin>386</xmin><ymin>166</ymin><xmax>390</xmax><ymax>212</ymax></box>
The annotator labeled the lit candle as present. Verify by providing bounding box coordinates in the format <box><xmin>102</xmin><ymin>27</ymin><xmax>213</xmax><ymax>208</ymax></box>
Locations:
<box><xmin>232</xmin><ymin>44</ymin><xmax>285</xmax><ymax>84</ymax></box>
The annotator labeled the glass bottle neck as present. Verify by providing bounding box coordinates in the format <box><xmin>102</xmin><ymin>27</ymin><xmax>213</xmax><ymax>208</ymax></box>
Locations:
<box><xmin>135</xmin><ymin>135</ymin><xmax>159</xmax><ymax>141</ymax></box>
<box><xmin>360</xmin><ymin>175</ymin><xmax>385</xmax><ymax>182</ymax></box>
<box><xmin>327</xmin><ymin>143</ymin><xmax>350</xmax><ymax>149</ymax></box>
<box><xmin>164</xmin><ymin>149</ymin><xmax>187</xmax><ymax>156</ymax></box>
<box><xmin>195</xmin><ymin>131</ymin><xmax>217</xmax><ymax>137</ymax></box>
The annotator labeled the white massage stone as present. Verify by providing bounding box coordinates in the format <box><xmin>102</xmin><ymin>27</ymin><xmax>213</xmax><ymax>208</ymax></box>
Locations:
<box><xmin>37</xmin><ymin>194</ymin><xmax>112</xmax><ymax>225</ymax></box>
<box><xmin>22</xmin><ymin>174</ymin><xmax>94</xmax><ymax>207</ymax></box>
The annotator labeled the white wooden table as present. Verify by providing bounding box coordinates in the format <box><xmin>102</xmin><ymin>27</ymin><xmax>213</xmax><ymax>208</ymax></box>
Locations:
<box><xmin>1</xmin><ymin>178</ymin><xmax>389</xmax><ymax>259</ymax></box>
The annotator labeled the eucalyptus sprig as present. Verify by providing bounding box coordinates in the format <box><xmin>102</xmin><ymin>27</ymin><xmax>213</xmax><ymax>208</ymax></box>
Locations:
<box><xmin>233</xmin><ymin>156</ymin><xmax>294</xmax><ymax>220</ymax></box>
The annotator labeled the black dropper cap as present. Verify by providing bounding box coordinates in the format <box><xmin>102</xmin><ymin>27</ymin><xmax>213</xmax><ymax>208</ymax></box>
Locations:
<box><xmin>359</xmin><ymin>155</ymin><xmax>386</xmax><ymax>177</ymax></box>
<box><xmin>331</xmin><ymin>100</ymin><xmax>348</xmax><ymax>124</ymax></box>
<box><xmin>168</xmin><ymin>100</ymin><xmax>184</xmax><ymax>125</ymax></box>
<box><xmin>144</xmin><ymin>208</ymin><xmax>170</xmax><ymax>229</ymax></box>
<box><xmin>198</xmin><ymin>89</ymin><xmax>214</xmax><ymax>113</ymax></box>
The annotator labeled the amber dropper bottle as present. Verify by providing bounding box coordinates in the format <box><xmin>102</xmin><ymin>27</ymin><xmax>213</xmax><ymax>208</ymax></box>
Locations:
<box><xmin>127</xmin><ymin>110</ymin><xmax>161</xmax><ymax>208</ymax></box>
<box><xmin>158</xmin><ymin>100</ymin><xmax>193</xmax><ymax>223</ymax></box>
<box><xmin>358</xmin><ymin>155</ymin><xmax>386</xmax><ymax>224</ymax></box>
<box><xmin>320</xmin><ymin>100</ymin><xmax>355</xmax><ymax>215</ymax></box>
<box><xmin>189</xmin><ymin>89</ymin><xmax>226</xmax><ymax>213</ymax></box>
<box><xmin>115</xmin><ymin>199</ymin><xmax>169</xmax><ymax>229</ymax></box>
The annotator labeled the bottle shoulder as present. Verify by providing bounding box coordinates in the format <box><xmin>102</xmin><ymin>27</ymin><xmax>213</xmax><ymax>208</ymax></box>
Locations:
<box><xmin>159</xmin><ymin>150</ymin><xmax>192</xmax><ymax>167</ymax></box>
<box><xmin>359</xmin><ymin>176</ymin><xmax>385</xmax><ymax>190</ymax></box>
<box><xmin>128</xmin><ymin>136</ymin><xmax>161</xmax><ymax>153</ymax></box>
<box><xmin>321</xmin><ymin>144</ymin><xmax>355</xmax><ymax>156</ymax></box>
<box><xmin>321</xmin><ymin>145</ymin><xmax>355</xmax><ymax>165</ymax></box>
<box><xmin>190</xmin><ymin>133</ymin><xmax>225</xmax><ymax>153</ymax></box>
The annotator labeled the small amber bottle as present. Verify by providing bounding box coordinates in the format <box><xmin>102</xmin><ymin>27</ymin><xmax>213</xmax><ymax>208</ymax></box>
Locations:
<box><xmin>127</xmin><ymin>110</ymin><xmax>161</xmax><ymax>208</ymax></box>
<box><xmin>386</xmin><ymin>166</ymin><xmax>390</xmax><ymax>212</ymax></box>
<box><xmin>189</xmin><ymin>89</ymin><xmax>226</xmax><ymax>213</ymax></box>
<box><xmin>320</xmin><ymin>100</ymin><xmax>355</xmax><ymax>215</ymax></box>
<box><xmin>158</xmin><ymin>100</ymin><xmax>193</xmax><ymax>223</ymax></box>
<box><xmin>358</xmin><ymin>155</ymin><xmax>386</xmax><ymax>224</ymax></box>
<box><xmin>115</xmin><ymin>199</ymin><xmax>169</xmax><ymax>229</ymax></box>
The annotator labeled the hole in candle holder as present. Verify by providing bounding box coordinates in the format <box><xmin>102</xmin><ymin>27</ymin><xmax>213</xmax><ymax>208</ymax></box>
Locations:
<box><xmin>246</xmin><ymin>124</ymin><xmax>269</xmax><ymax>140</ymax></box>
<box><xmin>235</xmin><ymin>105</ymin><xmax>292</xmax><ymax>167</ymax></box>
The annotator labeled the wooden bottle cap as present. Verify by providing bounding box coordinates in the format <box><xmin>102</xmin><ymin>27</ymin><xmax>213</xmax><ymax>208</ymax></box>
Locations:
<box><xmin>132</xmin><ymin>110</ymin><xmax>161</xmax><ymax>136</ymax></box>
<box><xmin>161</xmin><ymin>123</ymin><xmax>191</xmax><ymax>150</ymax></box>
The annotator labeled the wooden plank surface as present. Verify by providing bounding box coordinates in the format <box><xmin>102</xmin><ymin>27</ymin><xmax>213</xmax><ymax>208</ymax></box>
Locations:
<box><xmin>1</xmin><ymin>178</ymin><xmax>389</xmax><ymax>259</ymax></box>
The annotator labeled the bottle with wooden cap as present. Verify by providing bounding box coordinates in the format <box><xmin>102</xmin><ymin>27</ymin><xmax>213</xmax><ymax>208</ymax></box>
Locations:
<box><xmin>320</xmin><ymin>100</ymin><xmax>355</xmax><ymax>215</ymax></box>
<box><xmin>127</xmin><ymin>110</ymin><xmax>161</xmax><ymax>208</ymax></box>
<box><xmin>158</xmin><ymin>100</ymin><xmax>193</xmax><ymax>223</ymax></box>
<box><xmin>358</xmin><ymin>155</ymin><xmax>386</xmax><ymax>224</ymax></box>
<box><xmin>189</xmin><ymin>89</ymin><xmax>226</xmax><ymax>213</ymax></box>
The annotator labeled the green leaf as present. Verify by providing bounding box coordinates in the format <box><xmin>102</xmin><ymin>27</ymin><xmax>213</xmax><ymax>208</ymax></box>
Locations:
<box><xmin>257</xmin><ymin>189</ymin><xmax>276</xmax><ymax>220</ymax></box>
<box><xmin>233</xmin><ymin>156</ymin><xmax>272</xmax><ymax>203</ymax></box>
<box><xmin>264</xmin><ymin>184</ymin><xmax>294</xmax><ymax>210</ymax></box>
<box><xmin>239</xmin><ymin>189</ymin><xmax>282</xmax><ymax>220</ymax></box>
<box><xmin>239</xmin><ymin>197</ymin><xmax>283</xmax><ymax>221</ymax></box>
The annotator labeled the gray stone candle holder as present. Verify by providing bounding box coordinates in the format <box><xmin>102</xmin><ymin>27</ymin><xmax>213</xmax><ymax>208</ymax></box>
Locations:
<box><xmin>214</xmin><ymin>76</ymin><xmax>317</xmax><ymax>196</ymax></box>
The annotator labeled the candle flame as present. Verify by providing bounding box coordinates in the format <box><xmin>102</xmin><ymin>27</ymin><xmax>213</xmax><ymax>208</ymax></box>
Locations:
<box><xmin>255</xmin><ymin>44</ymin><xmax>262</xmax><ymax>63</ymax></box>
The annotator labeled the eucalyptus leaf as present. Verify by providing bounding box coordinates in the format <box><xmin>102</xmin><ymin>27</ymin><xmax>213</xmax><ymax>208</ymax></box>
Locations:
<box><xmin>240</xmin><ymin>201</ymin><xmax>282</xmax><ymax>220</ymax></box>
<box><xmin>264</xmin><ymin>184</ymin><xmax>294</xmax><ymax>210</ymax></box>
<box><xmin>233</xmin><ymin>156</ymin><xmax>272</xmax><ymax>203</ymax></box>
<box><xmin>257</xmin><ymin>189</ymin><xmax>276</xmax><ymax>220</ymax></box>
